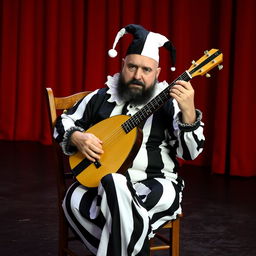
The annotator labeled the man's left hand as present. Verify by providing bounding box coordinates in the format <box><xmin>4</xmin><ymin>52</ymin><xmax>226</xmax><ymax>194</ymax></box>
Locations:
<box><xmin>170</xmin><ymin>80</ymin><xmax>196</xmax><ymax>124</ymax></box>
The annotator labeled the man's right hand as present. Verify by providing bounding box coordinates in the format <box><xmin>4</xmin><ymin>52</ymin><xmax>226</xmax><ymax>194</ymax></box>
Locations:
<box><xmin>70</xmin><ymin>131</ymin><xmax>104</xmax><ymax>162</ymax></box>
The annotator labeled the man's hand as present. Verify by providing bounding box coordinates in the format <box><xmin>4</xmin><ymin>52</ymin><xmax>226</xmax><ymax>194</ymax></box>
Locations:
<box><xmin>170</xmin><ymin>80</ymin><xmax>196</xmax><ymax>124</ymax></box>
<box><xmin>70</xmin><ymin>131</ymin><xmax>104</xmax><ymax>162</ymax></box>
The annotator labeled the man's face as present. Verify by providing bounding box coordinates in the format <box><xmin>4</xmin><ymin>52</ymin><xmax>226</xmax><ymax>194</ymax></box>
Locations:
<box><xmin>118</xmin><ymin>54</ymin><xmax>161</xmax><ymax>105</ymax></box>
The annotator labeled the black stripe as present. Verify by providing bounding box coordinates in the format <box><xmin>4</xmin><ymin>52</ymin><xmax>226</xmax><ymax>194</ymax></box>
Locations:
<box><xmin>100</xmin><ymin>175</ymin><xmax>122</xmax><ymax>256</ymax></box>
<box><xmin>180</xmin><ymin>130</ymin><xmax>192</xmax><ymax>160</ymax></box>
<box><xmin>193</xmin><ymin>127</ymin><xmax>205</xmax><ymax>151</ymax></box>
<box><xmin>71</xmin><ymin>158</ymin><xmax>92</xmax><ymax>176</ymax></box>
<box><xmin>127</xmin><ymin>202</ymin><xmax>150</xmax><ymax>256</ymax></box>
<box><xmin>71</xmin><ymin>88</ymin><xmax>114</xmax><ymax>130</ymax></box>
<box><xmin>140</xmin><ymin>179</ymin><xmax>164</xmax><ymax>211</ymax></box>
<box><xmin>145</xmin><ymin>110</ymin><xmax>166</xmax><ymax>178</ymax></box>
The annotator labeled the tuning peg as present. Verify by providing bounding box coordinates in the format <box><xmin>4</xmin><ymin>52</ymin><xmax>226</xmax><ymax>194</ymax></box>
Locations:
<box><xmin>218</xmin><ymin>64</ymin><xmax>223</xmax><ymax>70</ymax></box>
<box><xmin>191</xmin><ymin>60</ymin><xmax>198</xmax><ymax>67</ymax></box>
<box><xmin>205</xmin><ymin>73</ymin><xmax>211</xmax><ymax>78</ymax></box>
<box><xmin>204</xmin><ymin>50</ymin><xmax>210</xmax><ymax>56</ymax></box>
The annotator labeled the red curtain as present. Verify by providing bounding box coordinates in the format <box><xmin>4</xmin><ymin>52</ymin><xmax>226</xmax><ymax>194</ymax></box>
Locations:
<box><xmin>1</xmin><ymin>0</ymin><xmax>256</xmax><ymax>176</ymax></box>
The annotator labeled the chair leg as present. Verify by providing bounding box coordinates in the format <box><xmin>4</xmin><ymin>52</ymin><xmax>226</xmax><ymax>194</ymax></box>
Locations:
<box><xmin>171</xmin><ymin>218</ymin><xmax>180</xmax><ymax>256</ymax></box>
<box><xmin>59</xmin><ymin>208</ymin><xmax>69</xmax><ymax>256</ymax></box>
<box><xmin>149</xmin><ymin>239</ymin><xmax>153</xmax><ymax>256</ymax></box>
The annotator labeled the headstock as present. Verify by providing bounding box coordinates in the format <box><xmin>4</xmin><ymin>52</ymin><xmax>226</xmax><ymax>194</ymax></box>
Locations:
<box><xmin>188</xmin><ymin>49</ymin><xmax>223</xmax><ymax>78</ymax></box>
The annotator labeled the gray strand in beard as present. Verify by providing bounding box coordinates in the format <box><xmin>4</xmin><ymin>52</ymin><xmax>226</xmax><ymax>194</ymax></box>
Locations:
<box><xmin>117</xmin><ymin>74</ymin><xmax>157</xmax><ymax>105</ymax></box>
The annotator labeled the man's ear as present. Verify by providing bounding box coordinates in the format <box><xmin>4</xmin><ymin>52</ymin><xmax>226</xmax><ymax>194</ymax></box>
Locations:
<box><xmin>156</xmin><ymin>67</ymin><xmax>161</xmax><ymax>79</ymax></box>
<box><xmin>122</xmin><ymin>58</ymin><xmax>125</xmax><ymax>67</ymax></box>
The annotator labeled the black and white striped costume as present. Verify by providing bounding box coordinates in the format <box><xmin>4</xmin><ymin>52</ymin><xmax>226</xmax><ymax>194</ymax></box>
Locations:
<box><xmin>54</xmin><ymin>73</ymin><xmax>205</xmax><ymax>256</ymax></box>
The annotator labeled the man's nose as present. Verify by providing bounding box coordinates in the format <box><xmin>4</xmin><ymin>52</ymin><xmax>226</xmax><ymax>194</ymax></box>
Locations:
<box><xmin>134</xmin><ymin>68</ymin><xmax>142</xmax><ymax>79</ymax></box>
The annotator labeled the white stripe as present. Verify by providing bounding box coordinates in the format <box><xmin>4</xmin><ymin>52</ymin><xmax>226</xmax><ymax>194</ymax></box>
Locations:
<box><xmin>112</xmin><ymin>175</ymin><xmax>135</xmax><ymax>255</ymax></box>
<box><xmin>96</xmin><ymin>185</ymin><xmax>111</xmax><ymax>255</ymax></box>
<box><xmin>62</xmin><ymin>186</ymin><xmax>98</xmax><ymax>254</ymax></box>
<box><xmin>145</xmin><ymin>178</ymin><xmax>181</xmax><ymax>237</ymax></box>
<box><xmin>148</xmin><ymin>178</ymin><xmax>180</xmax><ymax>231</ymax></box>
<box><xmin>111</xmin><ymin>174</ymin><xmax>149</xmax><ymax>255</ymax></box>
<box><xmin>184</xmin><ymin>125</ymin><xmax>204</xmax><ymax>159</ymax></box>
<box><xmin>127</xmin><ymin>116</ymin><xmax>152</xmax><ymax>182</ymax></box>
<box><xmin>109</xmin><ymin>102</ymin><xmax>125</xmax><ymax>116</ymax></box>
<box><xmin>141</xmin><ymin>32</ymin><xmax>169</xmax><ymax>62</ymax></box>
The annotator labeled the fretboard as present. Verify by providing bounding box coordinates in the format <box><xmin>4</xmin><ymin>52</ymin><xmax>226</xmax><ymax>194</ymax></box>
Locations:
<box><xmin>122</xmin><ymin>70</ymin><xmax>192</xmax><ymax>133</ymax></box>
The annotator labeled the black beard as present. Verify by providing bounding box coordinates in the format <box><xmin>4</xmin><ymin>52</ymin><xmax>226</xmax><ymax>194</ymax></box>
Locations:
<box><xmin>117</xmin><ymin>74</ymin><xmax>157</xmax><ymax>105</ymax></box>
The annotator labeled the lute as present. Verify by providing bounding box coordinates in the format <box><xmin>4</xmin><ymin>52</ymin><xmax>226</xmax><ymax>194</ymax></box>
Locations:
<box><xmin>69</xmin><ymin>49</ymin><xmax>223</xmax><ymax>187</ymax></box>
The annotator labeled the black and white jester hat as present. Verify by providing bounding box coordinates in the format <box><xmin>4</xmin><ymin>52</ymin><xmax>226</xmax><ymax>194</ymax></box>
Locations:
<box><xmin>108</xmin><ymin>24</ymin><xmax>176</xmax><ymax>71</ymax></box>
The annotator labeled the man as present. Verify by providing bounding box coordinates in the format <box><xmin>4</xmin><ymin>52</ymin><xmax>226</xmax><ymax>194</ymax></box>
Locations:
<box><xmin>54</xmin><ymin>24</ymin><xmax>205</xmax><ymax>256</ymax></box>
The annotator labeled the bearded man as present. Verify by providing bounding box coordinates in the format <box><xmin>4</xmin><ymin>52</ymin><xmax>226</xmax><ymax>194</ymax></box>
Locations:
<box><xmin>54</xmin><ymin>24</ymin><xmax>205</xmax><ymax>256</ymax></box>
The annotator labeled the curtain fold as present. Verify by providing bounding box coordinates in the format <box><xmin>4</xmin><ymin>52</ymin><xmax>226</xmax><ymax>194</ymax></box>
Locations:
<box><xmin>0</xmin><ymin>0</ymin><xmax>255</xmax><ymax>176</ymax></box>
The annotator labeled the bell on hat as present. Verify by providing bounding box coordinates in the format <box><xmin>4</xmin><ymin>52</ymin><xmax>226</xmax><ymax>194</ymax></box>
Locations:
<box><xmin>108</xmin><ymin>24</ymin><xmax>176</xmax><ymax>71</ymax></box>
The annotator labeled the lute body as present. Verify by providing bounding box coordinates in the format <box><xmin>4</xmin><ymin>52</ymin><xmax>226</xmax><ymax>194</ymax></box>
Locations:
<box><xmin>69</xmin><ymin>115</ymin><xmax>143</xmax><ymax>187</ymax></box>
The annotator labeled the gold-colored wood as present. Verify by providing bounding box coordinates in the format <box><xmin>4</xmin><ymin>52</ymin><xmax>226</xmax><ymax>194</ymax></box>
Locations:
<box><xmin>45</xmin><ymin>88</ymin><xmax>90</xmax><ymax>128</ymax></box>
<box><xmin>70</xmin><ymin>115</ymin><xmax>142</xmax><ymax>187</ymax></box>
<box><xmin>188</xmin><ymin>48</ymin><xmax>223</xmax><ymax>77</ymax></box>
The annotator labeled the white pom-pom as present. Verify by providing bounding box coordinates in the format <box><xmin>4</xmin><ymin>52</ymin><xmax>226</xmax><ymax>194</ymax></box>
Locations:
<box><xmin>108</xmin><ymin>49</ymin><xmax>117</xmax><ymax>58</ymax></box>
<box><xmin>170</xmin><ymin>67</ymin><xmax>176</xmax><ymax>72</ymax></box>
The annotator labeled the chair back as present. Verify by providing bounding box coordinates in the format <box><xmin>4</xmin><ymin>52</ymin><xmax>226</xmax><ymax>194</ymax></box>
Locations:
<box><xmin>45</xmin><ymin>88</ymin><xmax>91</xmax><ymax>128</ymax></box>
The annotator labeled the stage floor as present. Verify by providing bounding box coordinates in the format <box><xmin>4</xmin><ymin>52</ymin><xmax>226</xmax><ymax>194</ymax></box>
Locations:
<box><xmin>1</xmin><ymin>140</ymin><xmax>256</xmax><ymax>256</ymax></box>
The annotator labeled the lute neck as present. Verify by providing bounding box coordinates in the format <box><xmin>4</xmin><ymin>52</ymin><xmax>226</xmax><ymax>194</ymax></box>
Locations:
<box><xmin>122</xmin><ymin>70</ymin><xmax>192</xmax><ymax>133</ymax></box>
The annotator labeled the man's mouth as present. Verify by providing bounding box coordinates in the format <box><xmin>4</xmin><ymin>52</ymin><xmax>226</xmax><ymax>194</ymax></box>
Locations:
<box><xmin>129</xmin><ymin>83</ymin><xmax>143</xmax><ymax>88</ymax></box>
<box><xmin>128</xmin><ymin>79</ymin><xmax>145</xmax><ymax>87</ymax></box>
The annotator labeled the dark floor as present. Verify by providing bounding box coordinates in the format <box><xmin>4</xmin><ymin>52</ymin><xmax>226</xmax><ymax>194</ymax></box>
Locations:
<box><xmin>1</xmin><ymin>140</ymin><xmax>256</xmax><ymax>256</ymax></box>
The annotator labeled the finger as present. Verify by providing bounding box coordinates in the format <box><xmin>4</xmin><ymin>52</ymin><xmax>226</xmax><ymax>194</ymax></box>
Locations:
<box><xmin>172</xmin><ymin>81</ymin><xmax>189</xmax><ymax>90</ymax></box>
<box><xmin>83</xmin><ymin>152</ymin><xmax>96</xmax><ymax>162</ymax></box>
<box><xmin>89</xmin><ymin>143</ymin><xmax>104</xmax><ymax>154</ymax></box>
<box><xmin>175</xmin><ymin>80</ymin><xmax>192</xmax><ymax>89</ymax></box>
<box><xmin>77</xmin><ymin>143</ymin><xmax>102</xmax><ymax>160</ymax></box>
<box><xmin>89</xmin><ymin>133</ymin><xmax>103</xmax><ymax>144</ymax></box>
<box><xmin>83</xmin><ymin>148</ymin><xmax>102</xmax><ymax>162</ymax></box>
<box><xmin>88</xmin><ymin>150</ymin><xmax>102</xmax><ymax>161</ymax></box>
<box><xmin>170</xmin><ymin>88</ymin><xmax>183</xmax><ymax>98</ymax></box>
<box><xmin>172</xmin><ymin>84</ymin><xmax>181</xmax><ymax>90</ymax></box>
<box><xmin>83</xmin><ymin>134</ymin><xmax>103</xmax><ymax>152</ymax></box>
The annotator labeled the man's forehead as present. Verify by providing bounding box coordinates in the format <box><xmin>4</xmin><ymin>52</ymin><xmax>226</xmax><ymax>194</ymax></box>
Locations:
<box><xmin>124</xmin><ymin>54</ymin><xmax>159</xmax><ymax>68</ymax></box>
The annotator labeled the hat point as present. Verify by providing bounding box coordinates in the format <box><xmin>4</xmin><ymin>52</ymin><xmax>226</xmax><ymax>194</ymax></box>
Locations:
<box><xmin>108</xmin><ymin>49</ymin><xmax>117</xmax><ymax>58</ymax></box>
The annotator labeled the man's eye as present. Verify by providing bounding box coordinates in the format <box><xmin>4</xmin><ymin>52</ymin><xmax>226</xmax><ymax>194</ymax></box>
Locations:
<box><xmin>143</xmin><ymin>67</ymin><xmax>152</xmax><ymax>73</ymax></box>
<box><xmin>128</xmin><ymin>65</ymin><xmax>136</xmax><ymax>71</ymax></box>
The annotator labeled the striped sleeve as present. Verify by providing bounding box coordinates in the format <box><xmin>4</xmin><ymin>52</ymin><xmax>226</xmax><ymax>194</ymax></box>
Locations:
<box><xmin>170</xmin><ymin>100</ymin><xmax>205</xmax><ymax>161</ymax></box>
<box><xmin>53</xmin><ymin>90</ymin><xmax>99</xmax><ymax>155</ymax></box>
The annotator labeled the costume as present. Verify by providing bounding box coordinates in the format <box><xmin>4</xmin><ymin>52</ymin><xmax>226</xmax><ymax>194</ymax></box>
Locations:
<box><xmin>54</xmin><ymin>24</ymin><xmax>205</xmax><ymax>256</ymax></box>
<box><xmin>54</xmin><ymin>73</ymin><xmax>205</xmax><ymax>256</ymax></box>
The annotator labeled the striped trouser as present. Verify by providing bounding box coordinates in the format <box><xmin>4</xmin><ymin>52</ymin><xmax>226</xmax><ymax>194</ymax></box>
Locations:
<box><xmin>63</xmin><ymin>173</ymin><xmax>184</xmax><ymax>256</ymax></box>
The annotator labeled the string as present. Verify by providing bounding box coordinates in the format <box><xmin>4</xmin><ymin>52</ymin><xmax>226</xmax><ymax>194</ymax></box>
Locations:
<box><xmin>102</xmin><ymin>124</ymin><xmax>126</xmax><ymax>147</ymax></box>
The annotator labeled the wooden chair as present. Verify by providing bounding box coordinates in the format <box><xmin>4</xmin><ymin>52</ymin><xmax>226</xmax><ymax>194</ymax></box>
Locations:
<box><xmin>45</xmin><ymin>87</ymin><xmax>182</xmax><ymax>256</ymax></box>
<box><xmin>46</xmin><ymin>88</ymin><xmax>92</xmax><ymax>256</ymax></box>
